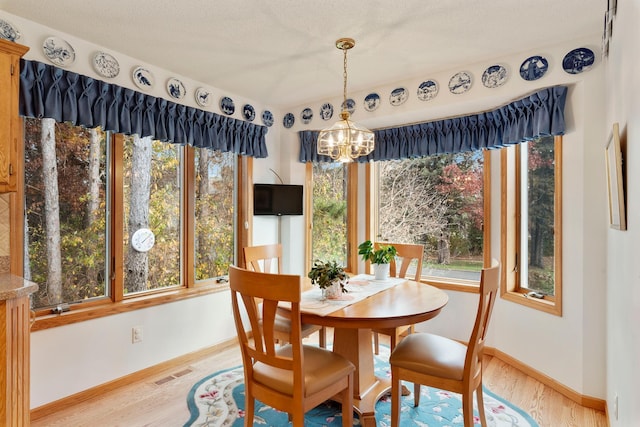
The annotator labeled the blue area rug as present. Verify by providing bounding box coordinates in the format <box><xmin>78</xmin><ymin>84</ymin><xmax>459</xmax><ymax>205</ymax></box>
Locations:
<box><xmin>184</xmin><ymin>349</ymin><xmax>538</xmax><ymax>426</ymax></box>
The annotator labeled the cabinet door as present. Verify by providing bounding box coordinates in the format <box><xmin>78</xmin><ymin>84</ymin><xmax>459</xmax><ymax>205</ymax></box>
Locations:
<box><xmin>0</xmin><ymin>40</ymin><xmax>28</xmax><ymax>193</ymax></box>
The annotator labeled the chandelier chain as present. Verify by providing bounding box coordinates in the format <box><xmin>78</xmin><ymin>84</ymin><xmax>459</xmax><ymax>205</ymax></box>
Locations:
<box><xmin>342</xmin><ymin>46</ymin><xmax>348</xmax><ymax>107</ymax></box>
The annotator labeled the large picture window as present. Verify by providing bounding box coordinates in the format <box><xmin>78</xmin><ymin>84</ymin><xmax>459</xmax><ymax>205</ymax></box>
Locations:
<box><xmin>373</xmin><ymin>151</ymin><xmax>488</xmax><ymax>283</ymax></box>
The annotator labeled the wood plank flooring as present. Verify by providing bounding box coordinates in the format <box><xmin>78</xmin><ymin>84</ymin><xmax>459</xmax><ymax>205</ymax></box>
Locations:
<box><xmin>31</xmin><ymin>332</ymin><xmax>608</xmax><ymax>427</ymax></box>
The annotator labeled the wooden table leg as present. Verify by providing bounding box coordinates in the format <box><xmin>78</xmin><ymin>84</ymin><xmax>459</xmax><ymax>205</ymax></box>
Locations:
<box><xmin>332</xmin><ymin>328</ymin><xmax>391</xmax><ymax>427</ymax></box>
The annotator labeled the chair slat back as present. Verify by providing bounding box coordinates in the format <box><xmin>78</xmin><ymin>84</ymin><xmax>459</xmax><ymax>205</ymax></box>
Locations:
<box><xmin>465</xmin><ymin>259</ymin><xmax>500</xmax><ymax>380</ymax></box>
<box><xmin>375</xmin><ymin>242</ymin><xmax>424</xmax><ymax>281</ymax></box>
<box><xmin>243</xmin><ymin>243</ymin><xmax>283</xmax><ymax>273</ymax></box>
<box><xmin>229</xmin><ymin>265</ymin><xmax>303</xmax><ymax>384</ymax></box>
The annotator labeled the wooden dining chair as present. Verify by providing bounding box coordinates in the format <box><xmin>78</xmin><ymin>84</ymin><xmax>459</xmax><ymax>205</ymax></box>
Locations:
<box><xmin>243</xmin><ymin>243</ymin><xmax>326</xmax><ymax>348</ymax></box>
<box><xmin>372</xmin><ymin>242</ymin><xmax>424</xmax><ymax>354</ymax></box>
<box><xmin>389</xmin><ymin>259</ymin><xmax>500</xmax><ymax>427</ymax></box>
<box><xmin>229</xmin><ymin>265</ymin><xmax>355</xmax><ymax>426</ymax></box>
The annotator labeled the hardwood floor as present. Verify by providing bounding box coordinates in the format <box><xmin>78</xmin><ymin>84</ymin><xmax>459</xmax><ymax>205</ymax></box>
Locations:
<box><xmin>31</xmin><ymin>332</ymin><xmax>608</xmax><ymax>427</ymax></box>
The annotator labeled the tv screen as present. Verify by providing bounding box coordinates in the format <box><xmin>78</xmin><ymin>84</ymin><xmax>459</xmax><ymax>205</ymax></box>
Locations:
<box><xmin>254</xmin><ymin>184</ymin><xmax>304</xmax><ymax>216</ymax></box>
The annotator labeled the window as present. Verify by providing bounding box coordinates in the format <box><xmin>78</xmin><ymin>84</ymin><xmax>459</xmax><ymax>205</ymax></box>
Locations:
<box><xmin>372</xmin><ymin>151</ymin><xmax>489</xmax><ymax>286</ymax></box>
<box><xmin>501</xmin><ymin>136</ymin><xmax>562</xmax><ymax>315</ymax></box>
<box><xmin>306</xmin><ymin>162</ymin><xmax>357</xmax><ymax>273</ymax></box>
<box><xmin>24</xmin><ymin>117</ymin><xmax>242</xmax><ymax>318</ymax></box>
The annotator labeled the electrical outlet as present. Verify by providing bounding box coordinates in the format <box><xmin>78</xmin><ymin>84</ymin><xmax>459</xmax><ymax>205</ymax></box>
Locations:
<box><xmin>613</xmin><ymin>394</ymin><xmax>619</xmax><ymax>420</ymax></box>
<box><xmin>132</xmin><ymin>326</ymin><xmax>143</xmax><ymax>343</ymax></box>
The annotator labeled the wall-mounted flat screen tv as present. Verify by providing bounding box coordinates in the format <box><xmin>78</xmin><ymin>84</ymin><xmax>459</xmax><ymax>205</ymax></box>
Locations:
<box><xmin>253</xmin><ymin>184</ymin><xmax>304</xmax><ymax>216</ymax></box>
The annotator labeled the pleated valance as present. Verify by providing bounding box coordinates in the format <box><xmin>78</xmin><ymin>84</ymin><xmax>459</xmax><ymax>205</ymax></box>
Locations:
<box><xmin>19</xmin><ymin>60</ymin><xmax>268</xmax><ymax>158</ymax></box>
<box><xmin>299</xmin><ymin>85</ymin><xmax>567</xmax><ymax>163</ymax></box>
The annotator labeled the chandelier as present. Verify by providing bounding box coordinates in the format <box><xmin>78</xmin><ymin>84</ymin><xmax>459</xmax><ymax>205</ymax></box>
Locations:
<box><xmin>317</xmin><ymin>38</ymin><xmax>374</xmax><ymax>162</ymax></box>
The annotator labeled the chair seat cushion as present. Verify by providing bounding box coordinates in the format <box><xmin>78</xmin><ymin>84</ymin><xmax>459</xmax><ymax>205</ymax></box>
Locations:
<box><xmin>274</xmin><ymin>316</ymin><xmax>320</xmax><ymax>335</ymax></box>
<box><xmin>253</xmin><ymin>345</ymin><xmax>354</xmax><ymax>396</ymax></box>
<box><xmin>389</xmin><ymin>333</ymin><xmax>467</xmax><ymax>381</ymax></box>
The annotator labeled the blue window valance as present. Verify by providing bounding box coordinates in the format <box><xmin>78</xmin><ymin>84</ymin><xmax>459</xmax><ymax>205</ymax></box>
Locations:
<box><xmin>299</xmin><ymin>85</ymin><xmax>567</xmax><ymax>163</ymax></box>
<box><xmin>19</xmin><ymin>60</ymin><xmax>268</xmax><ymax>158</ymax></box>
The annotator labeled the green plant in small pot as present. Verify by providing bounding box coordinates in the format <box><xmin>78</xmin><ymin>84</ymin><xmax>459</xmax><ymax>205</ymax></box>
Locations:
<box><xmin>308</xmin><ymin>260</ymin><xmax>348</xmax><ymax>300</ymax></box>
<box><xmin>358</xmin><ymin>240</ymin><xmax>397</xmax><ymax>280</ymax></box>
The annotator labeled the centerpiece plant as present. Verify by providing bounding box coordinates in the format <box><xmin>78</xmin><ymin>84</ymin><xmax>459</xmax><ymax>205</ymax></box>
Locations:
<box><xmin>358</xmin><ymin>240</ymin><xmax>397</xmax><ymax>280</ymax></box>
<box><xmin>308</xmin><ymin>260</ymin><xmax>348</xmax><ymax>299</ymax></box>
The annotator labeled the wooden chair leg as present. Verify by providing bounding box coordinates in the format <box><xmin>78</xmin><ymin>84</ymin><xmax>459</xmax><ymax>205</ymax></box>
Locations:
<box><xmin>391</xmin><ymin>368</ymin><xmax>402</xmax><ymax>427</ymax></box>
<box><xmin>319</xmin><ymin>326</ymin><xmax>326</xmax><ymax>348</ymax></box>
<box><xmin>476</xmin><ymin>383</ymin><xmax>487</xmax><ymax>426</ymax></box>
<box><xmin>373</xmin><ymin>332</ymin><xmax>380</xmax><ymax>355</ymax></box>
<box><xmin>341</xmin><ymin>374</ymin><xmax>354</xmax><ymax>426</ymax></box>
<box><xmin>413</xmin><ymin>383</ymin><xmax>420</xmax><ymax>406</ymax></box>
<box><xmin>389</xmin><ymin>330</ymin><xmax>399</xmax><ymax>352</ymax></box>
<box><xmin>245</xmin><ymin>394</ymin><xmax>255</xmax><ymax>426</ymax></box>
<box><xmin>291</xmin><ymin>408</ymin><xmax>305</xmax><ymax>426</ymax></box>
<box><xmin>461</xmin><ymin>389</ymin><xmax>474</xmax><ymax>427</ymax></box>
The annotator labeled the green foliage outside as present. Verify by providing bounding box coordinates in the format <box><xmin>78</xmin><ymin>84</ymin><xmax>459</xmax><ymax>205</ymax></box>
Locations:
<box><xmin>311</xmin><ymin>163</ymin><xmax>347</xmax><ymax>266</ymax></box>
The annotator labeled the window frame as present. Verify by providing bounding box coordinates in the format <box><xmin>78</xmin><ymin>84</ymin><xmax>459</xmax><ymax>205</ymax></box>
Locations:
<box><xmin>500</xmin><ymin>136</ymin><xmax>563</xmax><ymax>316</ymax></box>
<box><xmin>28</xmin><ymin>131</ymin><xmax>250</xmax><ymax>330</ymax></box>
<box><xmin>304</xmin><ymin>162</ymin><xmax>357</xmax><ymax>275</ymax></box>
<box><xmin>366</xmin><ymin>150</ymin><xmax>491</xmax><ymax>293</ymax></box>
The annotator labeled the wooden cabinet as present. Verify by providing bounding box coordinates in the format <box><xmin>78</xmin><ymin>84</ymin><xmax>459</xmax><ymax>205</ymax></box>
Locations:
<box><xmin>0</xmin><ymin>275</ymin><xmax>37</xmax><ymax>426</ymax></box>
<box><xmin>0</xmin><ymin>39</ymin><xmax>28</xmax><ymax>193</ymax></box>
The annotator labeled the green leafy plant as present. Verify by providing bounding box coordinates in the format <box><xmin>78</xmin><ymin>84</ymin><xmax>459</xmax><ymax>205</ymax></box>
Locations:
<box><xmin>358</xmin><ymin>240</ymin><xmax>397</xmax><ymax>264</ymax></box>
<box><xmin>308</xmin><ymin>260</ymin><xmax>348</xmax><ymax>292</ymax></box>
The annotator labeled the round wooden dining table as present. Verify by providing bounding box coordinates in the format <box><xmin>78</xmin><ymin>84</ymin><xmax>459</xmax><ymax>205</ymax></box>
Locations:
<box><xmin>288</xmin><ymin>278</ymin><xmax>449</xmax><ymax>427</ymax></box>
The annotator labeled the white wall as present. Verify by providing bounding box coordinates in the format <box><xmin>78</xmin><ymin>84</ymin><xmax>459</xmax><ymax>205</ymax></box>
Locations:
<box><xmin>11</xmin><ymin>9</ymin><xmax>613</xmax><ymax>411</ymax></box>
<box><xmin>604</xmin><ymin>1</ymin><xmax>640</xmax><ymax>425</ymax></box>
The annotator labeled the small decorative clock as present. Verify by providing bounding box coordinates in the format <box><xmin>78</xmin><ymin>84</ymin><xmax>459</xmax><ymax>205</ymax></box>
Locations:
<box><xmin>131</xmin><ymin>228</ymin><xmax>155</xmax><ymax>253</ymax></box>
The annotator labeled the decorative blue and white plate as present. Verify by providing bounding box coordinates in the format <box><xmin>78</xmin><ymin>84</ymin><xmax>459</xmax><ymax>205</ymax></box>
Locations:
<box><xmin>42</xmin><ymin>36</ymin><xmax>75</xmax><ymax>67</ymax></box>
<box><xmin>167</xmin><ymin>78</ymin><xmax>186</xmax><ymax>100</ymax></box>
<box><xmin>220</xmin><ymin>96</ymin><xmax>235</xmax><ymax>115</ymax></box>
<box><xmin>364</xmin><ymin>93</ymin><xmax>380</xmax><ymax>112</ymax></box>
<box><xmin>562</xmin><ymin>47</ymin><xmax>595</xmax><ymax>74</ymax></box>
<box><xmin>448</xmin><ymin>71</ymin><xmax>472</xmax><ymax>94</ymax></box>
<box><xmin>93</xmin><ymin>52</ymin><xmax>120</xmax><ymax>78</ymax></box>
<box><xmin>320</xmin><ymin>103</ymin><xmax>333</xmax><ymax>121</ymax></box>
<box><xmin>389</xmin><ymin>87</ymin><xmax>408</xmax><ymax>106</ymax></box>
<box><xmin>262</xmin><ymin>110</ymin><xmax>274</xmax><ymax>127</ymax></box>
<box><xmin>132</xmin><ymin>67</ymin><xmax>154</xmax><ymax>90</ymax></box>
<box><xmin>195</xmin><ymin>87</ymin><xmax>211</xmax><ymax>107</ymax></box>
<box><xmin>519</xmin><ymin>56</ymin><xmax>548</xmax><ymax>81</ymax></box>
<box><xmin>341</xmin><ymin>98</ymin><xmax>356</xmax><ymax>115</ymax></box>
<box><xmin>482</xmin><ymin>65</ymin><xmax>508</xmax><ymax>88</ymax></box>
<box><xmin>417</xmin><ymin>80</ymin><xmax>439</xmax><ymax>101</ymax></box>
<box><xmin>301</xmin><ymin>107</ymin><xmax>313</xmax><ymax>124</ymax></box>
<box><xmin>243</xmin><ymin>104</ymin><xmax>256</xmax><ymax>121</ymax></box>
<box><xmin>0</xmin><ymin>18</ymin><xmax>21</xmax><ymax>42</ymax></box>
<box><xmin>283</xmin><ymin>112</ymin><xmax>295</xmax><ymax>128</ymax></box>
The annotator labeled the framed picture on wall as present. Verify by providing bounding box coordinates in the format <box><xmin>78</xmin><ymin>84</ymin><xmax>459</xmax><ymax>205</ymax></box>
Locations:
<box><xmin>605</xmin><ymin>122</ymin><xmax>626</xmax><ymax>230</ymax></box>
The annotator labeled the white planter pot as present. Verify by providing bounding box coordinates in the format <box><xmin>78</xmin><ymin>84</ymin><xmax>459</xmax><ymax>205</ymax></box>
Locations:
<box><xmin>322</xmin><ymin>280</ymin><xmax>343</xmax><ymax>300</ymax></box>
<box><xmin>374</xmin><ymin>263</ymin><xmax>390</xmax><ymax>281</ymax></box>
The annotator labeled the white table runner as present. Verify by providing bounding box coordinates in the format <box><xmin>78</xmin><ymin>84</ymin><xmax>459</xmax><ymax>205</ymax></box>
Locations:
<box><xmin>293</xmin><ymin>274</ymin><xmax>406</xmax><ymax>316</ymax></box>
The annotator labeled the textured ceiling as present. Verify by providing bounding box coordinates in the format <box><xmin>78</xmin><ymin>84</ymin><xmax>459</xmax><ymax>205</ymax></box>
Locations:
<box><xmin>0</xmin><ymin>0</ymin><xmax>603</xmax><ymax>108</ymax></box>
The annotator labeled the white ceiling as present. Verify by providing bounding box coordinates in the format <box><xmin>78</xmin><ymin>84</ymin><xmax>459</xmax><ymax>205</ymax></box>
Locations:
<box><xmin>0</xmin><ymin>0</ymin><xmax>604</xmax><ymax>108</ymax></box>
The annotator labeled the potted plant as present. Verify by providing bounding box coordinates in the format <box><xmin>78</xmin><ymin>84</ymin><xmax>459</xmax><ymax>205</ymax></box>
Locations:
<box><xmin>308</xmin><ymin>260</ymin><xmax>348</xmax><ymax>300</ymax></box>
<box><xmin>358</xmin><ymin>240</ymin><xmax>397</xmax><ymax>280</ymax></box>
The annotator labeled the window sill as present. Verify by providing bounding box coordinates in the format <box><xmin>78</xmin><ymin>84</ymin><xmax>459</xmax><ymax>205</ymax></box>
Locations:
<box><xmin>31</xmin><ymin>282</ymin><xmax>229</xmax><ymax>331</ymax></box>
<box><xmin>501</xmin><ymin>289</ymin><xmax>562</xmax><ymax>316</ymax></box>
<box><xmin>421</xmin><ymin>277</ymin><xmax>480</xmax><ymax>294</ymax></box>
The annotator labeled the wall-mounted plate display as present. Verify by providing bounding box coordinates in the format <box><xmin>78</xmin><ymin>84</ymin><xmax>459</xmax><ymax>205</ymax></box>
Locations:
<box><xmin>42</xmin><ymin>36</ymin><xmax>75</xmax><ymax>67</ymax></box>
<box><xmin>243</xmin><ymin>104</ymin><xmax>256</xmax><ymax>121</ymax></box>
<box><xmin>301</xmin><ymin>107</ymin><xmax>313</xmax><ymax>124</ymax></box>
<box><xmin>220</xmin><ymin>96</ymin><xmax>235</xmax><ymax>115</ymax></box>
<box><xmin>481</xmin><ymin>65</ymin><xmax>508</xmax><ymax>88</ymax></box>
<box><xmin>0</xmin><ymin>18</ymin><xmax>21</xmax><ymax>42</ymax></box>
<box><xmin>341</xmin><ymin>98</ymin><xmax>356</xmax><ymax>115</ymax></box>
<box><xmin>448</xmin><ymin>71</ymin><xmax>472</xmax><ymax>94</ymax></box>
<box><xmin>562</xmin><ymin>47</ymin><xmax>595</xmax><ymax>74</ymax></box>
<box><xmin>519</xmin><ymin>55</ymin><xmax>548</xmax><ymax>81</ymax></box>
<box><xmin>132</xmin><ymin>67</ymin><xmax>154</xmax><ymax>90</ymax></box>
<box><xmin>320</xmin><ymin>103</ymin><xmax>333</xmax><ymax>121</ymax></box>
<box><xmin>93</xmin><ymin>51</ymin><xmax>120</xmax><ymax>78</ymax></box>
<box><xmin>195</xmin><ymin>87</ymin><xmax>212</xmax><ymax>107</ymax></box>
<box><xmin>417</xmin><ymin>80</ymin><xmax>439</xmax><ymax>101</ymax></box>
<box><xmin>364</xmin><ymin>93</ymin><xmax>380</xmax><ymax>112</ymax></box>
<box><xmin>167</xmin><ymin>78</ymin><xmax>186</xmax><ymax>100</ymax></box>
<box><xmin>283</xmin><ymin>112</ymin><xmax>295</xmax><ymax>129</ymax></box>
<box><xmin>389</xmin><ymin>87</ymin><xmax>408</xmax><ymax>106</ymax></box>
<box><xmin>262</xmin><ymin>110</ymin><xmax>274</xmax><ymax>127</ymax></box>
